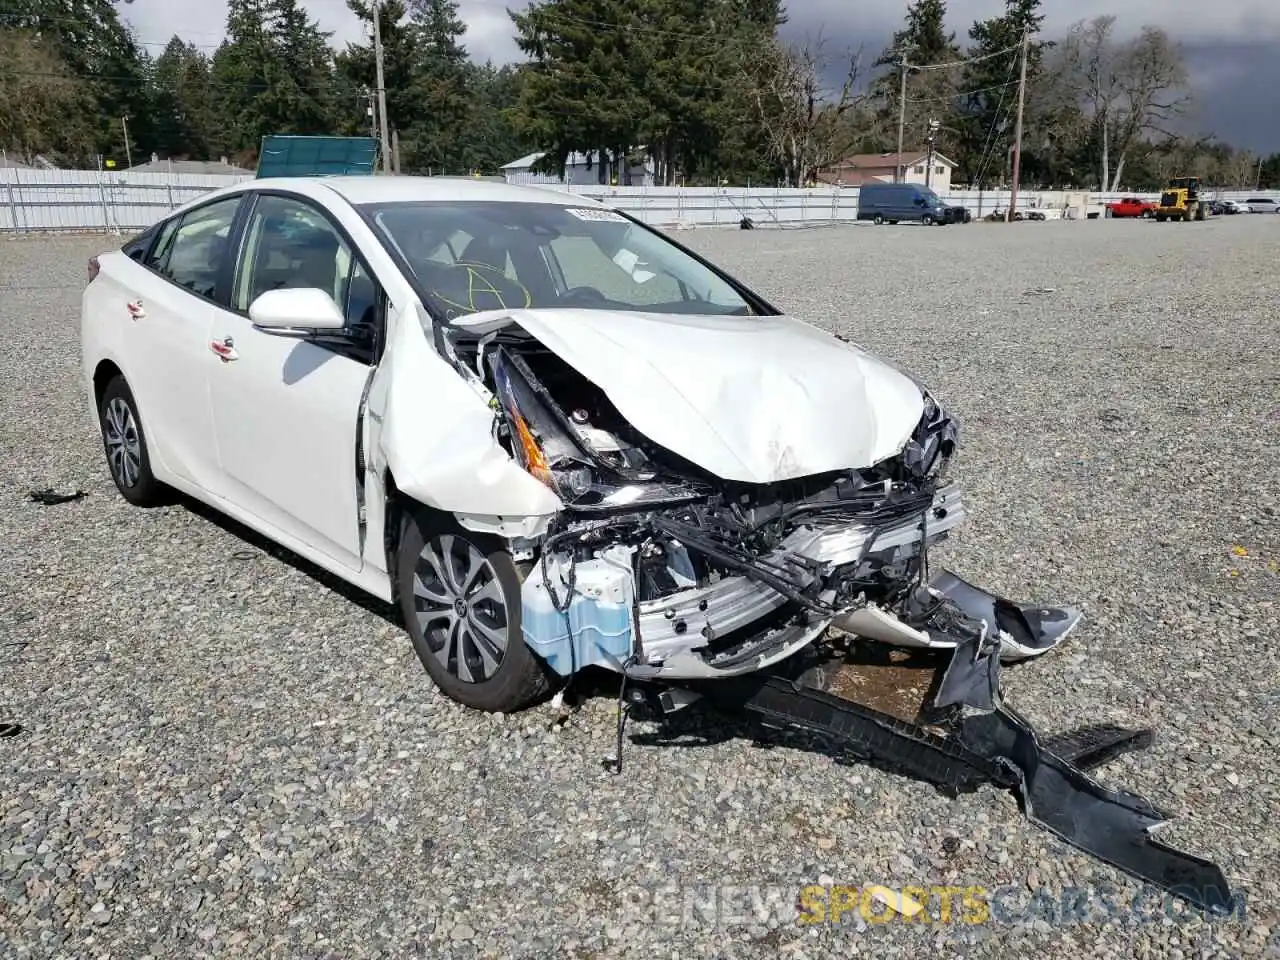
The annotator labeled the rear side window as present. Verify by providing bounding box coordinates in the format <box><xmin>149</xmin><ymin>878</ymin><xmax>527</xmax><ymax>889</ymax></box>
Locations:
<box><xmin>121</xmin><ymin>226</ymin><xmax>157</xmax><ymax>262</ymax></box>
<box><xmin>144</xmin><ymin>219</ymin><xmax>180</xmax><ymax>271</ymax></box>
<box><xmin>157</xmin><ymin>196</ymin><xmax>243</xmax><ymax>302</ymax></box>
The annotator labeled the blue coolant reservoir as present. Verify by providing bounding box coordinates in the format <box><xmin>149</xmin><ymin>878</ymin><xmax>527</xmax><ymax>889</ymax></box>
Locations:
<box><xmin>521</xmin><ymin>546</ymin><xmax>636</xmax><ymax>675</ymax></box>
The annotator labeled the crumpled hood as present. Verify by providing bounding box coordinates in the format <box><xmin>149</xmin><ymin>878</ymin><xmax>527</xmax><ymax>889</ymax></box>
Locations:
<box><xmin>455</xmin><ymin>308</ymin><xmax>926</xmax><ymax>484</ymax></box>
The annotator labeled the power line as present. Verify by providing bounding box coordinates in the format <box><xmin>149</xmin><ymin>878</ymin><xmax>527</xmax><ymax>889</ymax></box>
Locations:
<box><xmin>970</xmin><ymin>36</ymin><xmax>1024</xmax><ymax>191</ymax></box>
<box><xmin>908</xmin><ymin>41</ymin><xmax>1024</xmax><ymax>72</ymax></box>
<box><xmin>905</xmin><ymin>78</ymin><xmax>1020</xmax><ymax>104</ymax></box>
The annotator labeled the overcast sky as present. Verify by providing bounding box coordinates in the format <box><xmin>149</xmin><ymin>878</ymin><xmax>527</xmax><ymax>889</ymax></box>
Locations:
<box><xmin>119</xmin><ymin>0</ymin><xmax>1280</xmax><ymax>154</ymax></box>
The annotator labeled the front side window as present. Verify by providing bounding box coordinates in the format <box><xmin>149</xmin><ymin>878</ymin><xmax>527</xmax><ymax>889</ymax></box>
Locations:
<box><xmin>361</xmin><ymin>200</ymin><xmax>757</xmax><ymax>322</ymax></box>
<box><xmin>158</xmin><ymin>195</ymin><xmax>242</xmax><ymax>301</ymax></box>
<box><xmin>233</xmin><ymin>195</ymin><xmax>360</xmax><ymax>315</ymax></box>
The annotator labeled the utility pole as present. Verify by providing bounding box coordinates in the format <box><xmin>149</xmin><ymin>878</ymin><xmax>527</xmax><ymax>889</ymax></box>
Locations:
<box><xmin>1006</xmin><ymin>28</ymin><xmax>1029</xmax><ymax>222</ymax></box>
<box><xmin>895</xmin><ymin>54</ymin><xmax>908</xmax><ymax>183</ymax></box>
<box><xmin>925</xmin><ymin>119</ymin><xmax>939</xmax><ymax>188</ymax></box>
<box><xmin>121</xmin><ymin>116</ymin><xmax>132</xmax><ymax>169</ymax></box>
<box><xmin>372</xmin><ymin>0</ymin><xmax>392</xmax><ymax>174</ymax></box>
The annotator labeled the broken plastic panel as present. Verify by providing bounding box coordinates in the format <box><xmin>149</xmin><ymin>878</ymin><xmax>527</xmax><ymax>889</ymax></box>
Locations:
<box><xmin>689</xmin><ymin>598</ymin><xmax>1237</xmax><ymax>917</ymax></box>
<box><xmin>522</xmin><ymin>546</ymin><xmax>637</xmax><ymax>675</ymax></box>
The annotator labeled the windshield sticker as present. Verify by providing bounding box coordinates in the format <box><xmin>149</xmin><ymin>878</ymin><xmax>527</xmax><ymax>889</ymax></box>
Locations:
<box><xmin>565</xmin><ymin>207</ymin><xmax>628</xmax><ymax>223</ymax></box>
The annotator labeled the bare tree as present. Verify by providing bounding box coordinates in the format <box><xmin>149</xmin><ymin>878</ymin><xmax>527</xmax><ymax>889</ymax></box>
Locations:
<box><xmin>1226</xmin><ymin>150</ymin><xmax>1259</xmax><ymax>188</ymax></box>
<box><xmin>743</xmin><ymin>33</ymin><xmax>868</xmax><ymax>187</ymax></box>
<box><xmin>1053</xmin><ymin>16</ymin><xmax>1190</xmax><ymax>190</ymax></box>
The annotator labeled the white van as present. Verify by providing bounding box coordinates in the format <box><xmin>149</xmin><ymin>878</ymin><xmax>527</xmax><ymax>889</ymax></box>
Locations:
<box><xmin>1242</xmin><ymin>197</ymin><xmax>1280</xmax><ymax>213</ymax></box>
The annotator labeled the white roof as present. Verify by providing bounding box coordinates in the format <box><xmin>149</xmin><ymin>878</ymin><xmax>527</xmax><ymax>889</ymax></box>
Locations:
<box><xmin>501</xmin><ymin>151</ymin><xmax>547</xmax><ymax>170</ymax></box>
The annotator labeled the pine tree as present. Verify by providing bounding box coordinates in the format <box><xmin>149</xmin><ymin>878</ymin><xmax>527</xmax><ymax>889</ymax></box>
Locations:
<box><xmin>403</xmin><ymin>0</ymin><xmax>471</xmax><ymax>172</ymax></box>
<box><xmin>260</xmin><ymin>0</ymin><xmax>338</xmax><ymax>136</ymax></box>
<box><xmin>0</xmin><ymin>0</ymin><xmax>152</xmax><ymax>161</ymax></box>
<box><xmin>866</xmin><ymin>0</ymin><xmax>964</xmax><ymax>158</ymax></box>
<box><xmin>150</xmin><ymin>38</ymin><xmax>218</xmax><ymax>160</ymax></box>
<box><xmin>954</xmin><ymin>0</ymin><xmax>1046</xmax><ymax>185</ymax></box>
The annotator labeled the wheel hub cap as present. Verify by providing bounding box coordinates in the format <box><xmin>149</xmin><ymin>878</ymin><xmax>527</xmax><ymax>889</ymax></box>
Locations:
<box><xmin>104</xmin><ymin>397</ymin><xmax>142</xmax><ymax>488</ymax></box>
<box><xmin>412</xmin><ymin>534</ymin><xmax>508</xmax><ymax>684</ymax></box>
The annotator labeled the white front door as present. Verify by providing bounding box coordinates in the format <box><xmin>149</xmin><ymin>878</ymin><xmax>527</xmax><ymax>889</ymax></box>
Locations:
<box><xmin>205</xmin><ymin>193</ymin><xmax>383</xmax><ymax>571</ymax></box>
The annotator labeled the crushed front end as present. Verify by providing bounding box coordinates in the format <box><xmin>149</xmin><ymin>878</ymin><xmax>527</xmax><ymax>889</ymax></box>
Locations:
<box><xmin>462</xmin><ymin>325</ymin><xmax>1034</xmax><ymax>683</ymax></box>
<box><xmin>441</xmin><ymin>314</ymin><xmax>1235</xmax><ymax>916</ymax></box>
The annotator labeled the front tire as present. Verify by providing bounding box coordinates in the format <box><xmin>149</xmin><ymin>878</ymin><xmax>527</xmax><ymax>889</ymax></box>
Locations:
<box><xmin>873</xmin><ymin>214</ymin><xmax>884</xmax><ymax>225</ymax></box>
<box><xmin>921</xmin><ymin>214</ymin><xmax>933</xmax><ymax>226</ymax></box>
<box><xmin>98</xmin><ymin>374</ymin><xmax>166</xmax><ymax>507</ymax></box>
<box><xmin>397</xmin><ymin>508</ymin><xmax>551</xmax><ymax>713</ymax></box>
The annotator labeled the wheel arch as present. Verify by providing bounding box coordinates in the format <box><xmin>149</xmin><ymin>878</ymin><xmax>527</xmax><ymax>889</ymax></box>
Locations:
<box><xmin>380</xmin><ymin>469</ymin><xmax>459</xmax><ymax>610</ymax></box>
<box><xmin>92</xmin><ymin>359</ymin><xmax>124</xmax><ymax>407</ymax></box>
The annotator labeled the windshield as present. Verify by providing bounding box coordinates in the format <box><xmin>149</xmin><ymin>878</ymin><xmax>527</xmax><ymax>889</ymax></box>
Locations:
<box><xmin>360</xmin><ymin>200</ymin><xmax>756</xmax><ymax>321</ymax></box>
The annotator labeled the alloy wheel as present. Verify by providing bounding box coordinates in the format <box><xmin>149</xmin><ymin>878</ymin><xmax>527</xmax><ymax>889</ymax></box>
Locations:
<box><xmin>412</xmin><ymin>534</ymin><xmax>509</xmax><ymax>684</ymax></box>
<box><xmin>104</xmin><ymin>396</ymin><xmax>142</xmax><ymax>488</ymax></box>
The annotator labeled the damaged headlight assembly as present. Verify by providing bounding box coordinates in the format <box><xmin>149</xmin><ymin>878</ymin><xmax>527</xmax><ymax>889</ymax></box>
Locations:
<box><xmin>488</xmin><ymin>346</ymin><xmax>705</xmax><ymax>512</ymax></box>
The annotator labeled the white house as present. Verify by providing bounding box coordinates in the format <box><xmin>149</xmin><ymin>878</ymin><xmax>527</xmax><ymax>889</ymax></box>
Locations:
<box><xmin>818</xmin><ymin>150</ymin><xmax>956</xmax><ymax>193</ymax></box>
<box><xmin>501</xmin><ymin>149</ymin><xmax>655</xmax><ymax>187</ymax></box>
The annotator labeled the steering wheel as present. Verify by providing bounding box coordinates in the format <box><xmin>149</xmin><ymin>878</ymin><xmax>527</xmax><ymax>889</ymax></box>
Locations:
<box><xmin>560</xmin><ymin>285</ymin><xmax>609</xmax><ymax>307</ymax></box>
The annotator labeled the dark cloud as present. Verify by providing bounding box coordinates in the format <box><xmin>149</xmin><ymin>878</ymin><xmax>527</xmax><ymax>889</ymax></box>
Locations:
<box><xmin>119</xmin><ymin>0</ymin><xmax>1280</xmax><ymax>154</ymax></box>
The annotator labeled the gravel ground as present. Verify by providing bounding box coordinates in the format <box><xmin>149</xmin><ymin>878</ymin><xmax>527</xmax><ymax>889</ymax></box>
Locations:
<box><xmin>2</xmin><ymin>215</ymin><xmax>1278</xmax><ymax>959</ymax></box>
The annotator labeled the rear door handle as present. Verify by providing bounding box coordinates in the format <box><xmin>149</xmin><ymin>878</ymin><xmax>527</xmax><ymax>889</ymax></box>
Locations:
<box><xmin>209</xmin><ymin>337</ymin><xmax>238</xmax><ymax>362</ymax></box>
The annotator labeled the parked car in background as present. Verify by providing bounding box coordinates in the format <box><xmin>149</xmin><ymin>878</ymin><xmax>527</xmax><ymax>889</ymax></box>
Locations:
<box><xmin>1105</xmin><ymin>197</ymin><xmax>1156</xmax><ymax>218</ymax></box>
<box><xmin>1218</xmin><ymin>200</ymin><xmax>1243</xmax><ymax>214</ymax></box>
<box><xmin>857</xmin><ymin>182</ymin><xmax>962</xmax><ymax>225</ymax></box>
<box><xmin>1243</xmin><ymin>197</ymin><xmax>1280</xmax><ymax>213</ymax></box>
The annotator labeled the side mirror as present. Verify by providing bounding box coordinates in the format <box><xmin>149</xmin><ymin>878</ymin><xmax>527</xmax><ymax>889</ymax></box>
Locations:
<box><xmin>249</xmin><ymin>287</ymin><xmax>346</xmax><ymax>337</ymax></box>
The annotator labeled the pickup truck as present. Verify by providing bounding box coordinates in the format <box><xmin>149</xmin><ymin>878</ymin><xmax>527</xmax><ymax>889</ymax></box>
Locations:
<box><xmin>1105</xmin><ymin>197</ymin><xmax>1156</xmax><ymax>218</ymax></box>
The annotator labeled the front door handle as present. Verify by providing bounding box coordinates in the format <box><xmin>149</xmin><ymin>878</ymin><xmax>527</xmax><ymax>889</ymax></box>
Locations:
<box><xmin>209</xmin><ymin>337</ymin><xmax>238</xmax><ymax>362</ymax></box>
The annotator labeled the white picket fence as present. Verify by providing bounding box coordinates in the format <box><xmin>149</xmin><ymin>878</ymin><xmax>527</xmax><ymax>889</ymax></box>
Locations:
<box><xmin>2</xmin><ymin>166</ymin><xmax>1278</xmax><ymax>235</ymax></box>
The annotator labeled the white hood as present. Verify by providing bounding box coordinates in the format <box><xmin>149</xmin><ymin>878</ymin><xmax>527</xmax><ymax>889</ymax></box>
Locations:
<box><xmin>454</xmin><ymin>308</ymin><xmax>926</xmax><ymax>485</ymax></box>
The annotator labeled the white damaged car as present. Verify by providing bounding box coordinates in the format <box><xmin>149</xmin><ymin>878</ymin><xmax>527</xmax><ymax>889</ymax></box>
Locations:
<box><xmin>80</xmin><ymin>176</ymin><xmax>1079</xmax><ymax>713</ymax></box>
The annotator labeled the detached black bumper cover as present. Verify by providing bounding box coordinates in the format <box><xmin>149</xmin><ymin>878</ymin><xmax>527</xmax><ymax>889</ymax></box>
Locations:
<box><xmin>706</xmin><ymin>580</ymin><xmax>1237</xmax><ymax>916</ymax></box>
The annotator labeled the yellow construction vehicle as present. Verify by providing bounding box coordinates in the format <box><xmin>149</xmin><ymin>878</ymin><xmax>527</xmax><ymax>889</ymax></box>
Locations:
<box><xmin>1154</xmin><ymin>176</ymin><xmax>1209</xmax><ymax>221</ymax></box>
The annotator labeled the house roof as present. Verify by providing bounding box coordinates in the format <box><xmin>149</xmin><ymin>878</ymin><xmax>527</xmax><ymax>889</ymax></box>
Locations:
<box><xmin>127</xmin><ymin>157</ymin><xmax>254</xmax><ymax>175</ymax></box>
<box><xmin>829</xmin><ymin>150</ymin><xmax>956</xmax><ymax>170</ymax></box>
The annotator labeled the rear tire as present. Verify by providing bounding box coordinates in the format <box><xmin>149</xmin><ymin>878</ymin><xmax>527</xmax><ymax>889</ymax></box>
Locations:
<box><xmin>97</xmin><ymin>374</ymin><xmax>167</xmax><ymax>507</ymax></box>
<box><xmin>873</xmin><ymin>214</ymin><xmax>884</xmax><ymax>225</ymax></box>
<box><xmin>921</xmin><ymin>214</ymin><xmax>933</xmax><ymax>226</ymax></box>
<box><xmin>396</xmin><ymin>507</ymin><xmax>551</xmax><ymax>713</ymax></box>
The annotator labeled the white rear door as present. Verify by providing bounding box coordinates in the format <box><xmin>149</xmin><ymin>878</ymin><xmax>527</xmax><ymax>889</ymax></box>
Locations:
<box><xmin>204</xmin><ymin>192</ymin><xmax>382</xmax><ymax>571</ymax></box>
<box><xmin>114</xmin><ymin>193</ymin><xmax>247</xmax><ymax>492</ymax></box>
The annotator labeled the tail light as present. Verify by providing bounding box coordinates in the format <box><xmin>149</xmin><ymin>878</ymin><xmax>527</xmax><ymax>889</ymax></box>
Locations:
<box><xmin>87</xmin><ymin>256</ymin><xmax>100</xmax><ymax>284</ymax></box>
